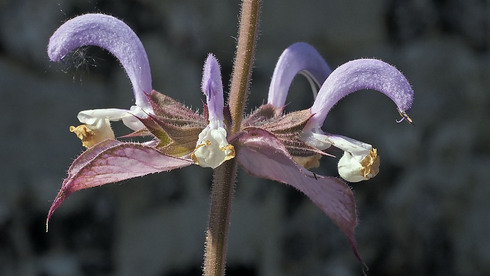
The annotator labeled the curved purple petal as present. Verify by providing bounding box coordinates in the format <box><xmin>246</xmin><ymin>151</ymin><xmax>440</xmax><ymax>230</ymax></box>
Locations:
<box><xmin>235</xmin><ymin>128</ymin><xmax>363</xmax><ymax>264</ymax></box>
<box><xmin>268</xmin><ymin>42</ymin><xmax>331</xmax><ymax>107</ymax></box>
<box><xmin>48</xmin><ymin>13</ymin><xmax>152</xmax><ymax>111</ymax></box>
<box><xmin>308</xmin><ymin>59</ymin><xmax>414</xmax><ymax>129</ymax></box>
<box><xmin>46</xmin><ymin>140</ymin><xmax>192</xmax><ymax>230</ymax></box>
<box><xmin>202</xmin><ymin>54</ymin><xmax>224</xmax><ymax>124</ymax></box>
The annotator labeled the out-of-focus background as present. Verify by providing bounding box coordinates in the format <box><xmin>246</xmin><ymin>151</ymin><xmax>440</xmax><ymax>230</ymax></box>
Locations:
<box><xmin>1</xmin><ymin>0</ymin><xmax>489</xmax><ymax>275</ymax></box>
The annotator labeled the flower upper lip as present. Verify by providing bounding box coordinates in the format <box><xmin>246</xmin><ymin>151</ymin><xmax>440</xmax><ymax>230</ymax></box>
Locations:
<box><xmin>202</xmin><ymin>54</ymin><xmax>225</xmax><ymax>126</ymax></box>
<box><xmin>307</xmin><ymin>58</ymin><xmax>414</xmax><ymax>131</ymax></box>
<box><xmin>48</xmin><ymin>13</ymin><xmax>153</xmax><ymax>112</ymax></box>
<box><xmin>266</xmin><ymin>42</ymin><xmax>414</xmax><ymax>132</ymax></box>
<box><xmin>48</xmin><ymin>14</ymin><xmax>157</xmax><ymax>147</ymax></box>
<box><xmin>267</xmin><ymin>42</ymin><xmax>331</xmax><ymax>107</ymax></box>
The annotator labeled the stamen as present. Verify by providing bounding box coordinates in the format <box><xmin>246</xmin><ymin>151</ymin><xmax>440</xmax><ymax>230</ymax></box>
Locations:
<box><xmin>69</xmin><ymin>124</ymin><xmax>114</xmax><ymax>148</ymax></box>
<box><xmin>360</xmin><ymin>148</ymin><xmax>380</xmax><ymax>179</ymax></box>
<box><xmin>69</xmin><ymin>117</ymin><xmax>115</xmax><ymax>148</ymax></box>
<box><xmin>70</xmin><ymin>125</ymin><xmax>94</xmax><ymax>148</ymax></box>
<box><xmin>398</xmin><ymin>110</ymin><xmax>414</xmax><ymax>125</ymax></box>
<box><xmin>220</xmin><ymin>145</ymin><xmax>236</xmax><ymax>161</ymax></box>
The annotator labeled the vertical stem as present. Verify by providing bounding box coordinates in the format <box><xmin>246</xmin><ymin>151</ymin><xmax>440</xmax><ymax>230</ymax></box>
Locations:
<box><xmin>203</xmin><ymin>0</ymin><xmax>261</xmax><ymax>276</ymax></box>
<box><xmin>228</xmin><ymin>0</ymin><xmax>261</xmax><ymax>135</ymax></box>
<box><xmin>203</xmin><ymin>160</ymin><xmax>237</xmax><ymax>276</ymax></box>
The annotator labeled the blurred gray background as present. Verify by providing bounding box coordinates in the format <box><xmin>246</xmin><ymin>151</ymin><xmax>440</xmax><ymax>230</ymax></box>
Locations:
<box><xmin>1</xmin><ymin>0</ymin><xmax>489</xmax><ymax>275</ymax></box>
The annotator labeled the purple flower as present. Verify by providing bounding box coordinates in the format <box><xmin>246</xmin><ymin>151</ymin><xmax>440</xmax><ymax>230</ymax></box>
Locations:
<box><xmin>267</xmin><ymin>42</ymin><xmax>414</xmax><ymax>183</ymax></box>
<box><xmin>49</xmin><ymin>13</ymin><xmax>153</xmax><ymax>147</ymax></box>
<box><xmin>46</xmin><ymin>14</ymin><xmax>232</xmax><ymax>226</ymax></box>
<box><xmin>191</xmin><ymin>55</ymin><xmax>235</xmax><ymax>168</ymax></box>
<box><xmin>46</xmin><ymin>14</ymin><xmax>414</xmax><ymax>264</ymax></box>
<box><xmin>233</xmin><ymin>43</ymin><xmax>413</xmax><ymax>263</ymax></box>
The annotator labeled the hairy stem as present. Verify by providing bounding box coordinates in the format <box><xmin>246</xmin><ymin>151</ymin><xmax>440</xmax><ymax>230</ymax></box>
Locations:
<box><xmin>203</xmin><ymin>160</ymin><xmax>238</xmax><ymax>276</ymax></box>
<box><xmin>203</xmin><ymin>0</ymin><xmax>261</xmax><ymax>275</ymax></box>
<box><xmin>228</xmin><ymin>0</ymin><xmax>261</xmax><ymax>135</ymax></box>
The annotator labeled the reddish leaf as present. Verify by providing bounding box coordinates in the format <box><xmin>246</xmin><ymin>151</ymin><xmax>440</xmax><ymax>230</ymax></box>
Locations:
<box><xmin>235</xmin><ymin>128</ymin><xmax>364</xmax><ymax>264</ymax></box>
<box><xmin>46</xmin><ymin>140</ymin><xmax>192</xmax><ymax>230</ymax></box>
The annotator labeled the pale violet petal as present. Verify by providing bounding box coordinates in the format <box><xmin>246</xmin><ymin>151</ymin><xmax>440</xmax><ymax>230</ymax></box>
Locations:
<box><xmin>202</xmin><ymin>54</ymin><xmax>224</xmax><ymax>124</ymax></box>
<box><xmin>307</xmin><ymin>59</ymin><xmax>414</xmax><ymax>130</ymax></box>
<box><xmin>268</xmin><ymin>42</ymin><xmax>331</xmax><ymax>107</ymax></box>
<box><xmin>48</xmin><ymin>14</ymin><xmax>153</xmax><ymax>111</ymax></box>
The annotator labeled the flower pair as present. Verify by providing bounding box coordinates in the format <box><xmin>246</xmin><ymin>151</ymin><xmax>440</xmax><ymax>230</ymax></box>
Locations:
<box><xmin>47</xmin><ymin>14</ymin><xmax>413</xmax><ymax>264</ymax></box>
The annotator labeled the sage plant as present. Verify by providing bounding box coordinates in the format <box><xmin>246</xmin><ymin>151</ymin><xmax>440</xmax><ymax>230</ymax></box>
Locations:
<box><xmin>46</xmin><ymin>3</ymin><xmax>413</xmax><ymax>275</ymax></box>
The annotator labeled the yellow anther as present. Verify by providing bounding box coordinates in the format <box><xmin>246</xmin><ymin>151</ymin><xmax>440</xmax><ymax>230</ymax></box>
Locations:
<box><xmin>191</xmin><ymin>140</ymin><xmax>211</xmax><ymax>164</ymax></box>
<box><xmin>360</xmin><ymin>148</ymin><xmax>380</xmax><ymax>179</ymax></box>
<box><xmin>70</xmin><ymin>125</ymin><xmax>97</xmax><ymax>148</ymax></box>
<box><xmin>69</xmin><ymin>121</ymin><xmax>115</xmax><ymax>148</ymax></box>
<box><xmin>220</xmin><ymin>144</ymin><xmax>236</xmax><ymax>161</ymax></box>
